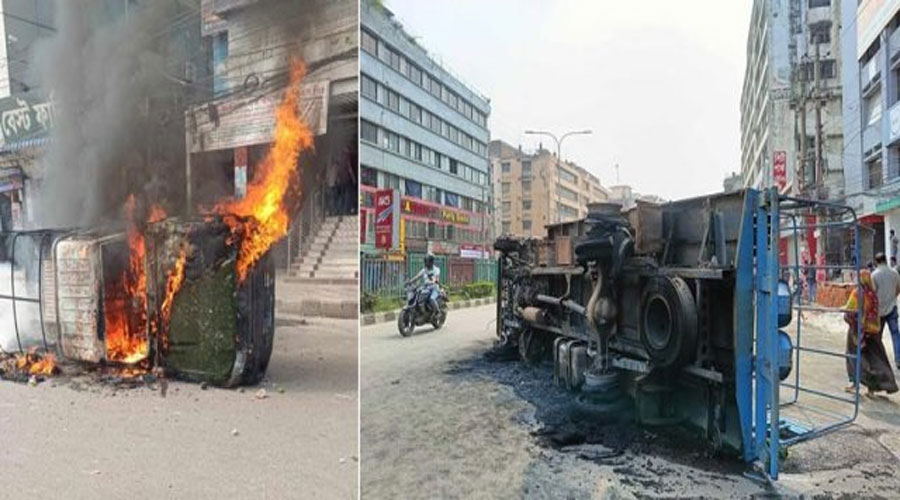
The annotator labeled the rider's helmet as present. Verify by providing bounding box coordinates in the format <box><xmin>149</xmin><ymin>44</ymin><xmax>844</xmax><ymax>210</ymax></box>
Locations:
<box><xmin>424</xmin><ymin>252</ymin><xmax>435</xmax><ymax>268</ymax></box>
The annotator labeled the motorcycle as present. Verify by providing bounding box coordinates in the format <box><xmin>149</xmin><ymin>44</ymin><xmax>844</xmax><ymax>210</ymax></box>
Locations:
<box><xmin>398</xmin><ymin>282</ymin><xmax>448</xmax><ymax>337</ymax></box>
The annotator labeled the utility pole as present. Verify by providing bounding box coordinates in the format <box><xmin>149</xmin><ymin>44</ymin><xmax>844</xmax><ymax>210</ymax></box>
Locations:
<box><xmin>813</xmin><ymin>41</ymin><xmax>824</xmax><ymax>202</ymax></box>
<box><xmin>798</xmin><ymin>67</ymin><xmax>807</xmax><ymax>195</ymax></box>
<box><xmin>812</xmin><ymin>33</ymin><xmax>826</xmax><ymax>267</ymax></box>
<box><xmin>524</xmin><ymin>129</ymin><xmax>592</xmax><ymax>226</ymax></box>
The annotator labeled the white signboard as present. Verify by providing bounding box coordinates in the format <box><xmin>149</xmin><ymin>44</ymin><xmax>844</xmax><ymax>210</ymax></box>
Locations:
<box><xmin>189</xmin><ymin>80</ymin><xmax>329</xmax><ymax>153</ymax></box>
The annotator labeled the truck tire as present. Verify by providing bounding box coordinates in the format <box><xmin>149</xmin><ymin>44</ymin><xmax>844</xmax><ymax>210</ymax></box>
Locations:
<box><xmin>639</xmin><ymin>276</ymin><xmax>698</xmax><ymax>370</ymax></box>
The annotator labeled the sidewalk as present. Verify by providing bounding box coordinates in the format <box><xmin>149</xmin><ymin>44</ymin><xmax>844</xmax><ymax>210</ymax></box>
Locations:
<box><xmin>360</xmin><ymin>297</ymin><xmax>495</xmax><ymax>325</ymax></box>
<box><xmin>276</xmin><ymin>273</ymin><xmax>358</xmax><ymax>319</ymax></box>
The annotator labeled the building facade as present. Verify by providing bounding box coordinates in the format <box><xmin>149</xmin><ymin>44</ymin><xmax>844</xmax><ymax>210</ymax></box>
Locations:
<box><xmin>741</xmin><ymin>0</ymin><xmax>844</xmax><ymax>199</ymax></box>
<box><xmin>358</xmin><ymin>1</ymin><xmax>492</xmax><ymax>258</ymax></box>
<box><xmin>489</xmin><ymin>140</ymin><xmax>608</xmax><ymax>238</ymax></box>
<box><xmin>842</xmin><ymin>0</ymin><xmax>900</xmax><ymax>259</ymax></box>
<box><xmin>186</xmin><ymin>0</ymin><xmax>357</xmax><ymax>208</ymax></box>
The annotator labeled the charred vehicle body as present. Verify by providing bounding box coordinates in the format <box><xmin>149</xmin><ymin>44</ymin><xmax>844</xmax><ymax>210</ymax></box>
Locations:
<box><xmin>493</xmin><ymin>188</ymin><xmax>865</xmax><ymax>480</ymax></box>
<box><xmin>0</xmin><ymin>216</ymin><xmax>275</xmax><ymax>387</ymax></box>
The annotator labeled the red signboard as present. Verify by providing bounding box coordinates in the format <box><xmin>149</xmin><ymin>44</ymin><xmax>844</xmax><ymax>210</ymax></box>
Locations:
<box><xmin>401</xmin><ymin>197</ymin><xmax>471</xmax><ymax>225</ymax></box>
<box><xmin>375</xmin><ymin>189</ymin><xmax>394</xmax><ymax>249</ymax></box>
<box><xmin>360</xmin><ymin>209</ymin><xmax>367</xmax><ymax>244</ymax></box>
<box><xmin>773</xmin><ymin>151</ymin><xmax>787</xmax><ymax>191</ymax></box>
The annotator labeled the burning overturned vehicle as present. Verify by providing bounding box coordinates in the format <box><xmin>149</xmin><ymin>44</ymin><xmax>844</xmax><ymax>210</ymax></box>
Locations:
<box><xmin>0</xmin><ymin>63</ymin><xmax>312</xmax><ymax>387</ymax></box>
<box><xmin>492</xmin><ymin>189</ymin><xmax>866</xmax><ymax>480</ymax></box>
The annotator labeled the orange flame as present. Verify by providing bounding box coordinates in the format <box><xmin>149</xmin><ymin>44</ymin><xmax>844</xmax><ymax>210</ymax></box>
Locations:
<box><xmin>14</xmin><ymin>349</ymin><xmax>57</xmax><ymax>376</ymax></box>
<box><xmin>215</xmin><ymin>60</ymin><xmax>313</xmax><ymax>282</ymax></box>
<box><xmin>159</xmin><ymin>248</ymin><xmax>188</xmax><ymax>352</ymax></box>
<box><xmin>105</xmin><ymin>195</ymin><xmax>150</xmax><ymax>364</ymax></box>
<box><xmin>148</xmin><ymin>204</ymin><xmax>167</xmax><ymax>223</ymax></box>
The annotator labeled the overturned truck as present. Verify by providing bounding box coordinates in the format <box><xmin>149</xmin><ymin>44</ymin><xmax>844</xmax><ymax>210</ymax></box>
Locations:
<box><xmin>0</xmin><ymin>216</ymin><xmax>275</xmax><ymax>387</ymax></box>
<box><xmin>493</xmin><ymin>188</ymin><xmax>864</xmax><ymax>480</ymax></box>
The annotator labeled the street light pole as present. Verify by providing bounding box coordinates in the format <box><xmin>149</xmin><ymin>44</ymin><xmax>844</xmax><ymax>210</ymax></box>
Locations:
<box><xmin>524</xmin><ymin>129</ymin><xmax>592</xmax><ymax>225</ymax></box>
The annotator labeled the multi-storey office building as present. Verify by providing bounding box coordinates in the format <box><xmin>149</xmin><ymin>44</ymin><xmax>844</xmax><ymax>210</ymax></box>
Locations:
<box><xmin>489</xmin><ymin>140</ymin><xmax>608</xmax><ymax>238</ymax></box>
<box><xmin>359</xmin><ymin>1</ymin><xmax>492</xmax><ymax>257</ymax></box>
<box><xmin>740</xmin><ymin>0</ymin><xmax>843</xmax><ymax>198</ymax></box>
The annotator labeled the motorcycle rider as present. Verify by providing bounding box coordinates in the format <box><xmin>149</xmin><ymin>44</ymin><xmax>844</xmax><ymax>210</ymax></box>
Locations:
<box><xmin>406</xmin><ymin>252</ymin><xmax>441</xmax><ymax>318</ymax></box>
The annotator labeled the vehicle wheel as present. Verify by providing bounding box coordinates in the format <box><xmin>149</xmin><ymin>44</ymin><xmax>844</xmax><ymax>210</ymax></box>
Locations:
<box><xmin>398</xmin><ymin>309</ymin><xmax>415</xmax><ymax>337</ymax></box>
<box><xmin>639</xmin><ymin>276</ymin><xmax>698</xmax><ymax>370</ymax></box>
<box><xmin>432</xmin><ymin>307</ymin><xmax>447</xmax><ymax>330</ymax></box>
<box><xmin>518</xmin><ymin>328</ymin><xmax>547</xmax><ymax>364</ymax></box>
<box><xmin>570</xmin><ymin>392</ymin><xmax>633</xmax><ymax>424</ymax></box>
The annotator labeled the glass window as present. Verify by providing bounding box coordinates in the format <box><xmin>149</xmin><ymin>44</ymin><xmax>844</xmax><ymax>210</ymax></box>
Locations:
<box><xmin>868</xmin><ymin>157</ymin><xmax>884</xmax><ymax>189</ymax></box>
<box><xmin>430</xmin><ymin>78</ymin><xmax>441</xmax><ymax>98</ymax></box>
<box><xmin>558</xmin><ymin>166</ymin><xmax>578</xmax><ymax>184</ymax></box>
<box><xmin>522</xmin><ymin>181</ymin><xmax>531</xmax><ymax>191</ymax></box>
<box><xmin>361</xmin><ymin>30</ymin><xmax>377</xmax><ymax>55</ymax></box>
<box><xmin>557</xmin><ymin>185</ymin><xmax>578</xmax><ymax>202</ymax></box>
<box><xmin>522</xmin><ymin>200</ymin><xmax>531</xmax><ymax>210</ymax></box>
<box><xmin>445</xmin><ymin>192</ymin><xmax>459</xmax><ymax>207</ymax></box>
<box><xmin>388</xmin><ymin>131</ymin><xmax>400</xmax><ymax>152</ymax></box>
<box><xmin>360</xmin><ymin>166</ymin><xmax>377</xmax><ymax>187</ymax></box>
<box><xmin>409</xmin><ymin>64</ymin><xmax>422</xmax><ymax>86</ymax></box>
<box><xmin>521</xmin><ymin>161</ymin><xmax>532</xmax><ymax>179</ymax></box>
<box><xmin>502</xmin><ymin>182</ymin><xmax>510</xmax><ymax>194</ymax></box>
<box><xmin>361</xmin><ymin>74</ymin><xmax>377</xmax><ymax>100</ymax></box>
<box><xmin>449</xmin><ymin>159</ymin><xmax>458</xmax><ymax>175</ymax></box>
<box><xmin>387</xmin><ymin>90</ymin><xmax>400</xmax><ymax>112</ymax></box>
<box><xmin>502</xmin><ymin>222</ymin><xmax>510</xmax><ymax>234</ymax></box>
<box><xmin>502</xmin><ymin>201</ymin><xmax>511</xmax><ymax>212</ymax></box>
<box><xmin>405</xmin><ymin>179</ymin><xmax>422</xmax><ymax>198</ymax></box>
<box><xmin>361</xmin><ymin>120</ymin><xmax>377</xmax><ymax>143</ymax></box>
<box><xmin>522</xmin><ymin>220</ymin><xmax>532</xmax><ymax>231</ymax></box>
<box><xmin>865</xmin><ymin>88</ymin><xmax>883</xmax><ymax>126</ymax></box>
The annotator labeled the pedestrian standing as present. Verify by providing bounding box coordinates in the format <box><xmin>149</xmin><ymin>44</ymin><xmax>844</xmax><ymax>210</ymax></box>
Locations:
<box><xmin>843</xmin><ymin>269</ymin><xmax>899</xmax><ymax>396</ymax></box>
<box><xmin>872</xmin><ymin>253</ymin><xmax>900</xmax><ymax>370</ymax></box>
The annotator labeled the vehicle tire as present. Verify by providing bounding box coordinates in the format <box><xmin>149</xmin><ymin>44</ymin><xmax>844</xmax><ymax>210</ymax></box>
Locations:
<box><xmin>569</xmin><ymin>392</ymin><xmax>633</xmax><ymax>424</ymax></box>
<box><xmin>432</xmin><ymin>305</ymin><xmax>448</xmax><ymax>330</ymax></box>
<box><xmin>398</xmin><ymin>309</ymin><xmax>415</xmax><ymax>337</ymax></box>
<box><xmin>518</xmin><ymin>328</ymin><xmax>547</xmax><ymax>364</ymax></box>
<box><xmin>639</xmin><ymin>276</ymin><xmax>698</xmax><ymax>370</ymax></box>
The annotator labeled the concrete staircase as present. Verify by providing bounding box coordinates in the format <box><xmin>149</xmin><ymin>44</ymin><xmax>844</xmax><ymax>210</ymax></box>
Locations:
<box><xmin>277</xmin><ymin>215</ymin><xmax>358</xmax><ymax>319</ymax></box>
<box><xmin>288</xmin><ymin>215</ymin><xmax>358</xmax><ymax>284</ymax></box>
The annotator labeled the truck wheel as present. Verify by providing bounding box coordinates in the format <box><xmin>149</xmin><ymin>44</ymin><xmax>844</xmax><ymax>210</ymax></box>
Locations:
<box><xmin>518</xmin><ymin>328</ymin><xmax>546</xmax><ymax>364</ymax></box>
<box><xmin>570</xmin><ymin>393</ymin><xmax>633</xmax><ymax>424</ymax></box>
<box><xmin>640</xmin><ymin>276</ymin><xmax>698</xmax><ymax>370</ymax></box>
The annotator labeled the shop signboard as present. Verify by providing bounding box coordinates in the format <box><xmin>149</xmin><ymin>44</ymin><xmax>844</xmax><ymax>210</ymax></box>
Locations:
<box><xmin>375</xmin><ymin>189</ymin><xmax>398</xmax><ymax>250</ymax></box>
<box><xmin>188</xmin><ymin>80</ymin><xmax>329</xmax><ymax>153</ymax></box>
<box><xmin>401</xmin><ymin>197</ymin><xmax>471</xmax><ymax>225</ymax></box>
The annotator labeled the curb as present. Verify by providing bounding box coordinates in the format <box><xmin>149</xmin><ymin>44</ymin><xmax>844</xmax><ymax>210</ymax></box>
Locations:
<box><xmin>361</xmin><ymin>297</ymin><xmax>496</xmax><ymax>326</ymax></box>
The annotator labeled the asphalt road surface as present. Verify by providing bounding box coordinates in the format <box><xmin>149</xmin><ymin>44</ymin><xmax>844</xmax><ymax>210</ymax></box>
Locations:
<box><xmin>361</xmin><ymin>304</ymin><xmax>900</xmax><ymax>499</ymax></box>
<box><xmin>0</xmin><ymin>315</ymin><xmax>358</xmax><ymax>500</ymax></box>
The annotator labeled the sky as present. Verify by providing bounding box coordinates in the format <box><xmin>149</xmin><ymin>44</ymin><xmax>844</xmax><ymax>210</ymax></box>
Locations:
<box><xmin>383</xmin><ymin>0</ymin><xmax>752</xmax><ymax>201</ymax></box>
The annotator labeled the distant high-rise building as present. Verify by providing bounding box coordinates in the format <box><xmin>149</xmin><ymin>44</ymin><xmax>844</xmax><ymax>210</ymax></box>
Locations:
<box><xmin>740</xmin><ymin>0</ymin><xmax>843</xmax><ymax>197</ymax></box>
<box><xmin>489</xmin><ymin>140</ymin><xmax>608</xmax><ymax>238</ymax></box>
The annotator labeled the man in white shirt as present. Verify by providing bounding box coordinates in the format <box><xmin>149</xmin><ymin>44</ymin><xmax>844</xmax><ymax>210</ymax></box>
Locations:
<box><xmin>872</xmin><ymin>253</ymin><xmax>900</xmax><ymax>369</ymax></box>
